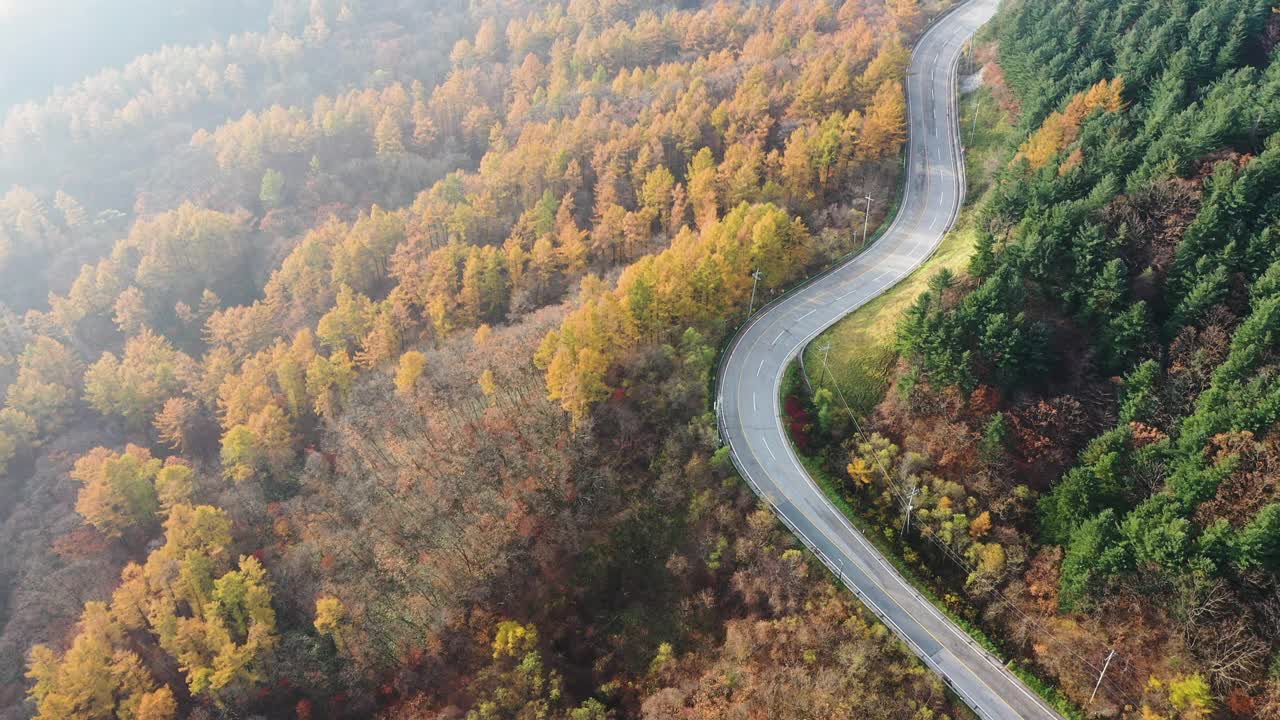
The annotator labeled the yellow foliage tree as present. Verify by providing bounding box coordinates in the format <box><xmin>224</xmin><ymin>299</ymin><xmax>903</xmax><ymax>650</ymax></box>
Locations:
<box><xmin>305</xmin><ymin>349</ymin><xmax>355</xmax><ymax>418</ymax></box>
<box><xmin>478</xmin><ymin>368</ymin><xmax>497</xmax><ymax>397</ymax></box>
<box><xmin>1016</xmin><ymin>77</ymin><xmax>1125</xmax><ymax>170</ymax></box>
<box><xmin>857</xmin><ymin>39</ymin><xmax>909</xmax><ymax>102</ymax></box>
<box><xmin>6</xmin><ymin>335</ymin><xmax>81</xmax><ymax>436</ymax></box>
<box><xmin>847</xmin><ymin>456</ymin><xmax>876</xmax><ymax>485</ymax></box>
<box><xmin>135</xmin><ymin>687</ymin><xmax>178</xmax><ymax>720</ymax></box>
<box><xmin>153</xmin><ymin>397</ymin><xmax>200</xmax><ymax>455</ymax></box>
<box><xmin>221</xmin><ymin>403</ymin><xmax>294</xmax><ymax>481</ymax></box>
<box><xmin>105</xmin><ymin>506</ymin><xmax>276</xmax><ymax>701</ymax></box>
<box><xmin>154</xmin><ymin>463</ymin><xmax>194</xmax><ymax>512</ymax></box>
<box><xmin>1167</xmin><ymin>674</ymin><xmax>1212</xmax><ymax>719</ymax></box>
<box><xmin>859</xmin><ymin>80</ymin><xmax>907</xmax><ymax>162</ymax></box>
<box><xmin>25</xmin><ymin>602</ymin><xmax>169</xmax><ymax>720</ymax></box>
<box><xmin>314</xmin><ymin>596</ymin><xmax>348</xmax><ymax>653</ymax></box>
<box><xmin>0</xmin><ymin>407</ymin><xmax>35</xmax><ymax>475</ymax></box>
<box><xmin>969</xmin><ymin>510</ymin><xmax>993</xmax><ymax>538</ymax></box>
<box><xmin>885</xmin><ymin>0</ymin><xmax>921</xmax><ymax>35</ymax></box>
<box><xmin>538</xmin><ymin>203</ymin><xmax>809</xmax><ymax>423</ymax></box>
<box><xmin>492</xmin><ymin>620</ymin><xmax>539</xmax><ymax>659</ymax></box>
<box><xmin>83</xmin><ymin>329</ymin><xmax>193</xmax><ymax>429</ymax></box>
<box><xmin>394</xmin><ymin>350</ymin><xmax>427</xmax><ymax>397</ymax></box>
<box><xmin>71</xmin><ymin>445</ymin><xmax>162</xmax><ymax>537</ymax></box>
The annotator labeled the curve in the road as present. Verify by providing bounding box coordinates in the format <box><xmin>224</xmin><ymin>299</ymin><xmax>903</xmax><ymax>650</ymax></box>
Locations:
<box><xmin>716</xmin><ymin>1</ymin><xmax>1063</xmax><ymax>718</ymax></box>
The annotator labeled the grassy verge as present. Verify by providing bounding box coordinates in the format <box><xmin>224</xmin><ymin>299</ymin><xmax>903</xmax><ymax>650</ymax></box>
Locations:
<box><xmin>801</xmin><ymin>215</ymin><xmax>977</xmax><ymax>415</ymax></box>
<box><xmin>801</xmin><ymin>82</ymin><xmax>1018</xmax><ymax>418</ymax></box>
<box><xmin>959</xmin><ymin>84</ymin><xmax>1018</xmax><ymax>198</ymax></box>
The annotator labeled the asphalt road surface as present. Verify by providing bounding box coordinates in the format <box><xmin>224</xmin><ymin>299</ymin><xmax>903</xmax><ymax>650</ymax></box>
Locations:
<box><xmin>716</xmin><ymin>1</ymin><xmax>1065</xmax><ymax>718</ymax></box>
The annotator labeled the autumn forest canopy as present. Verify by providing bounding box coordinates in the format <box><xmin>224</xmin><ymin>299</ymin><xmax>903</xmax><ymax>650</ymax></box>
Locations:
<box><xmin>4</xmin><ymin>0</ymin><xmax>1280</xmax><ymax>717</ymax></box>
<box><xmin>0</xmin><ymin>0</ymin><xmax>941</xmax><ymax>718</ymax></box>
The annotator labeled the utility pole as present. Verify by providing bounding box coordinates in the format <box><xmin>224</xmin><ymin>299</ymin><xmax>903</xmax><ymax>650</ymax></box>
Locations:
<box><xmin>816</xmin><ymin>342</ymin><xmax>832</xmax><ymax>388</ymax></box>
<box><xmin>901</xmin><ymin>485</ymin><xmax>920</xmax><ymax>539</ymax></box>
<box><xmin>1089</xmin><ymin>649</ymin><xmax>1117</xmax><ymax>705</ymax></box>
<box><xmin>971</xmin><ymin>98</ymin><xmax>982</xmax><ymax>139</ymax></box>
<box><xmin>747</xmin><ymin>269</ymin><xmax>763</xmax><ymax>320</ymax></box>
<box><xmin>862</xmin><ymin>195</ymin><xmax>874</xmax><ymax>246</ymax></box>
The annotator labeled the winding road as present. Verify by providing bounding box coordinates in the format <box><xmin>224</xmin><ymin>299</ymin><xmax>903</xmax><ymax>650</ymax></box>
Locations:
<box><xmin>716</xmin><ymin>1</ymin><xmax>1063</xmax><ymax>718</ymax></box>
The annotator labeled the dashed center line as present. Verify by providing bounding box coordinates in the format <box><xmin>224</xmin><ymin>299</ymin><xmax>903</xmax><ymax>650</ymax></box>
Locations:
<box><xmin>718</xmin><ymin>3</ymin><xmax>1056</xmax><ymax>718</ymax></box>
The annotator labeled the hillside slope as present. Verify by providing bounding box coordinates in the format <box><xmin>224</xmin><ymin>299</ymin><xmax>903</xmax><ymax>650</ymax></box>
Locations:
<box><xmin>805</xmin><ymin>0</ymin><xmax>1280</xmax><ymax>716</ymax></box>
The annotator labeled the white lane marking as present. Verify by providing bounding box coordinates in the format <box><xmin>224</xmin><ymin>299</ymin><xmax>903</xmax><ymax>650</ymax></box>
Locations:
<box><xmin>752</xmin><ymin>373</ymin><xmax>1033</xmax><ymax>719</ymax></box>
<box><xmin>723</xmin><ymin>6</ymin><xmax>1057</xmax><ymax>718</ymax></box>
<box><xmin>756</xmin><ymin>358</ymin><xmax>766</xmax><ymax>377</ymax></box>
<box><xmin>837</xmin><ymin>270</ymin><xmax>892</xmax><ymax>302</ymax></box>
<box><xmin>798</xmin><ymin>308</ymin><xmax>816</xmax><ymax>320</ymax></box>
<box><xmin>773</xmin><ymin>330</ymin><xmax>786</xmax><ymax>345</ymax></box>
<box><xmin>752</xmin><ymin>392</ymin><xmax>757</xmax><ymax>413</ymax></box>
